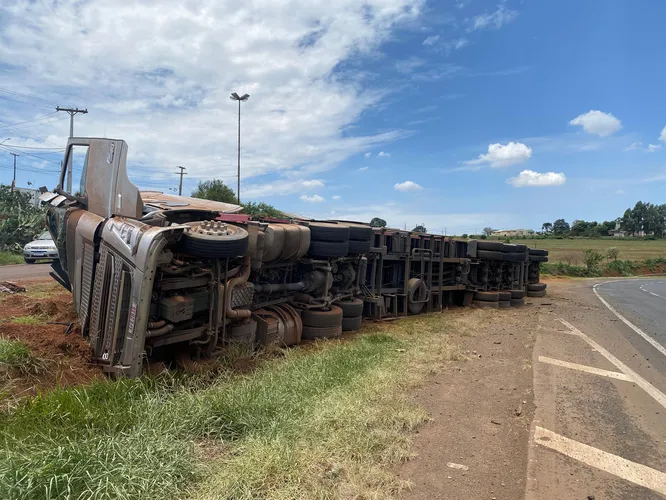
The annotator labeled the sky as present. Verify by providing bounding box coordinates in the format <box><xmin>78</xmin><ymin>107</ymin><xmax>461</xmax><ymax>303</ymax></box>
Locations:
<box><xmin>1</xmin><ymin>0</ymin><xmax>665</xmax><ymax>234</ymax></box>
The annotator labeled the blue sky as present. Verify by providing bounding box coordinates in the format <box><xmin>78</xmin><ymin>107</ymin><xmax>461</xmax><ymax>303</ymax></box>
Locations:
<box><xmin>1</xmin><ymin>0</ymin><xmax>665</xmax><ymax>234</ymax></box>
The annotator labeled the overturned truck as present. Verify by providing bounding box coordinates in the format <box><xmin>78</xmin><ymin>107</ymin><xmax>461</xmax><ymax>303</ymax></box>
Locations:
<box><xmin>42</xmin><ymin>138</ymin><xmax>549</xmax><ymax>377</ymax></box>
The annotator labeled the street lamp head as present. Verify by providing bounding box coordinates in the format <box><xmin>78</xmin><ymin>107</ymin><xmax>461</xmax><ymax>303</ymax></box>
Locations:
<box><xmin>240</xmin><ymin>94</ymin><xmax>250</xmax><ymax>101</ymax></box>
<box><xmin>230</xmin><ymin>92</ymin><xmax>250</xmax><ymax>101</ymax></box>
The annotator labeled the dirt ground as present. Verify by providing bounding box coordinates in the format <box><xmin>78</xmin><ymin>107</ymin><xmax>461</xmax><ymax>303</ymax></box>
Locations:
<box><xmin>397</xmin><ymin>299</ymin><xmax>547</xmax><ymax>500</ymax></box>
<box><xmin>0</xmin><ymin>280</ymin><xmax>100</xmax><ymax>395</ymax></box>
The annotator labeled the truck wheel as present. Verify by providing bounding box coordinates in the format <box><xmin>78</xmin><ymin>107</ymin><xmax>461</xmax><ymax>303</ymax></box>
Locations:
<box><xmin>529</xmin><ymin>255</ymin><xmax>549</xmax><ymax>262</ymax></box>
<box><xmin>473</xmin><ymin>300</ymin><xmax>499</xmax><ymax>309</ymax></box>
<box><xmin>499</xmin><ymin>300</ymin><xmax>511</xmax><ymax>308</ymax></box>
<box><xmin>345</xmin><ymin>224</ymin><xmax>373</xmax><ymax>241</ymax></box>
<box><xmin>527</xmin><ymin>283</ymin><xmax>547</xmax><ymax>292</ymax></box>
<box><xmin>510</xmin><ymin>298</ymin><xmax>525</xmax><ymax>307</ymax></box>
<box><xmin>529</xmin><ymin>249</ymin><xmax>548</xmax><ymax>256</ymax></box>
<box><xmin>336</xmin><ymin>297</ymin><xmax>364</xmax><ymax>317</ymax></box>
<box><xmin>527</xmin><ymin>290</ymin><xmax>546</xmax><ymax>298</ymax></box>
<box><xmin>476</xmin><ymin>241</ymin><xmax>504</xmax><ymax>252</ymax></box>
<box><xmin>341</xmin><ymin>315</ymin><xmax>362</xmax><ymax>331</ymax></box>
<box><xmin>498</xmin><ymin>291</ymin><xmax>511</xmax><ymax>301</ymax></box>
<box><xmin>348</xmin><ymin>239</ymin><xmax>371</xmax><ymax>254</ymax></box>
<box><xmin>510</xmin><ymin>290</ymin><xmax>525</xmax><ymax>299</ymax></box>
<box><xmin>476</xmin><ymin>250</ymin><xmax>504</xmax><ymax>261</ymax></box>
<box><xmin>473</xmin><ymin>291</ymin><xmax>499</xmax><ymax>302</ymax></box>
<box><xmin>502</xmin><ymin>244</ymin><xmax>518</xmax><ymax>253</ymax></box>
<box><xmin>308</xmin><ymin>222</ymin><xmax>350</xmax><ymax>242</ymax></box>
<box><xmin>308</xmin><ymin>240</ymin><xmax>349</xmax><ymax>258</ymax></box>
<box><xmin>301</xmin><ymin>306</ymin><xmax>343</xmax><ymax>328</ymax></box>
<box><xmin>408</xmin><ymin>278</ymin><xmax>428</xmax><ymax>314</ymax></box>
<box><xmin>302</xmin><ymin>324</ymin><xmax>343</xmax><ymax>339</ymax></box>
<box><xmin>179</xmin><ymin>221</ymin><xmax>249</xmax><ymax>258</ymax></box>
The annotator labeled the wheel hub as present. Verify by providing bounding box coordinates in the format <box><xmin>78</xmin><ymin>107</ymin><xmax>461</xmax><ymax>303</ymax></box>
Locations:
<box><xmin>193</xmin><ymin>221</ymin><xmax>231</xmax><ymax>236</ymax></box>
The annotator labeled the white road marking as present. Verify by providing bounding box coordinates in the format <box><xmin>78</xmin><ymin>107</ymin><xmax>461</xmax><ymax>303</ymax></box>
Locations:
<box><xmin>592</xmin><ymin>282</ymin><xmax>666</xmax><ymax>359</ymax></box>
<box><xmin>558</xmin><ymin>319</ymin><xmax>666</xmax><ymax>410</ymax></box>
<box><xmin>538</xmin><ymin>356</ymin><xmax>631</xmax><ymax>381</ymax></box>
<box><xmin>534</xmin><ymin>426</ymin><xmax>666</xmax><ymax>495</ymax></box>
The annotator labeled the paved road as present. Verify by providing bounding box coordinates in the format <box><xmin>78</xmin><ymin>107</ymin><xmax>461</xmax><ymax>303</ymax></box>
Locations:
<box><xmin>0</xmin><ymin>262</ymin><xmax>54</xmax><ymax>281</ymax></box>
<box><xmin>527</xmin><ymin>279</ymin><xmax>666</xmax><ymax>499</ymax></box>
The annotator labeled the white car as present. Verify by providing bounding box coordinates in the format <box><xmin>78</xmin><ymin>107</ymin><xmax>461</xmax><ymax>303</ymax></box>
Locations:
<box><xmin>23</xmin><ymin>231</ymin><xmax>58</xmax><ymax>264</ymax></box>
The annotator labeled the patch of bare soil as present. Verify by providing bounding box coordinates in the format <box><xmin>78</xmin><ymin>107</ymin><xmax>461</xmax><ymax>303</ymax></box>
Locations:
<box><xmin>398</xmin><ymin>305</ymin><xmax>538</xmax><ymax>500</ymax></box>
<box><xmin>0</xmin><ymin>285</ymin><xmax>100</xmax><ymax>395</ymax></box>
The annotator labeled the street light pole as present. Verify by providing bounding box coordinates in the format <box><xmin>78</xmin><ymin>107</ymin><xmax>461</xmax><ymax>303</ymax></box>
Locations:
<box><xmin>230</xmin><ymin>92</ymin><xmax>249</xmax><ymax>205</ymax></box>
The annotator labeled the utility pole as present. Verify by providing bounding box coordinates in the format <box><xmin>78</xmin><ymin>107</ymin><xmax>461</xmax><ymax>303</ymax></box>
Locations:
<box><xmin>56</xmin><ymin>106</ymin><xmax>88</xmax><ymax>192</ymax></box>
<box><xmin>10</xmin><ymin>153</ymin><xmax>19</xmax><ymax>192</ymax></box>
<box><xmin>230</xmin><ymin>92</ymin><xmax>250</xmax><ymax>204</ymax></box>
<box><xmin>175</xmin><ymin>166</ymin><xmax>187</xmax><ymax>196</ymax></box>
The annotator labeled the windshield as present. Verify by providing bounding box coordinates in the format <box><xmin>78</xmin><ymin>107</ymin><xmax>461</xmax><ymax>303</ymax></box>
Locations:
<box><xmin>38</xmin><ymin>231</ymin><xmax>52</xmax><ymax>240</ymax></box>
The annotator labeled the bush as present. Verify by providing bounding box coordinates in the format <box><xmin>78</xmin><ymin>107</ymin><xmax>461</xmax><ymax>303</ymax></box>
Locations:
<box><xmin>583</xmin><ymin>249</ymin><xmax>604</xmax><ymax>273</ymax></box>
<box><xmin>563</xmin><ymin>253</ymin><xmax>579</xmax><ymax>266</ymax></box>
<box><xmin>0</xmin><ymin>185</ymin><xmax>45</xmax><ymax>252</ymax></box>
<box><xmin>606</xmin><ymin>247</ymin><xmax>620</xmax><ymax>261</ymax></box>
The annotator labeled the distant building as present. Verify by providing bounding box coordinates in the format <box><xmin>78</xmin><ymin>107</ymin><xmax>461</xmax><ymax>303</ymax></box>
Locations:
<box><xmin>491</xmin><ymin>229</ymin><xmax>534</xmax><ymax>238</ymax></box>
<box><xmin>15</xmin><ymin>187</ymin><xmax>42</xmax><ymax>208</ymax></box>
<box><xmin>609</xmin><ymin>221</ymin><xmax>645</xmax><ymax>237</ymax></box>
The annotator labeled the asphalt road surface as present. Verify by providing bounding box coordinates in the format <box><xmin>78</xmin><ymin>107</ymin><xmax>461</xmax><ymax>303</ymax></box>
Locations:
<box><xmin>528</xmin><ymin>279</ymin><xmax>666</xmax><ymax>500</ymax></box>
<box><xmin>0</xmin><ymin>262</ymin><xmax>54</xmax><ymax>282</ymax></box>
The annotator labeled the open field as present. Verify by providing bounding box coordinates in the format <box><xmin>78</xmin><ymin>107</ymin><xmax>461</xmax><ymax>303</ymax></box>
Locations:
<box><xmin>519</xmin><ymin>238</ymin><xmax>666</xmax><ymax>264</ymax></box>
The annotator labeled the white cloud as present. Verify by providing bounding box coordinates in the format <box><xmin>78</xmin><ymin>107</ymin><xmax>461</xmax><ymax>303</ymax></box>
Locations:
<box><xmin>244</xmin><ymin>178</ymin><xmax>324</xmax><ymax>198</ymax></box>
<box><xmin>300</xmin><ymin>194</ymin><xmax>325</xmax><ymax>203</ymax></box>
<box><xmin>395</xmin><ymin>57</ymin><xmax>425</xmax><ymax>74</ymax></box>
<box><xmin>507</xmin><ymin>170</ymin><xmax>566</xmax><ymax>188</ymax></box>
<box><xmin>465</xmin><ymin>142</ymin><xmax>532</xmax><ymax>168</ymax></box>
<box><xmin>358</xmin><ymin>166</ymin><xmax>369</xmax><ymax>171</ymax></box>
<box><xmin>378</xmin><ymin>151</ymin><xmax>390</xmax><ymax>157</ymax></box>
<box><xmin>646</xmin><ymin>144</ymin><xmax>662</xmax><ymax>153</ymax></box>
<box><xmin>364</xmin><ymin>152</ymin><xmax>372</xmax><ymax>158</ymax></box>
<box><xmin>660</xmin><ymin>126</ymin><xmax>666</xmax><ymax>142</ymax></box>
<box><xmin>616</xmin><ymin>189</ymin><xmax>624</xmax><ymax>195</ymax></box>
<box><xmin>569</xmin><ymin>110</ymin><xmax>622</xmax><ymax>137</ymax></box>
<box><xmin>300</xmin><ymin>179</ymin><xmax>325</xmax><ymax>188</ymax></box>
<box><xmin>470</xmin><ymin>5</ymin><xmax>518</xmax><ymax>31</ymax></box>
<box><xmin>0</xmin><ymin>0</ymin><xmax>422</xmax><ymax>191</ymax></box>
<box><xmin>624</xmin><ymin>141</ymin><xmax>642</xmax><ymax>151</ymax></box>
<box><xmin>422</xmin><ymin>35</ymin><xmax>440</xmax><ymax>46</ymax></box>
<box><xmin>394</xmin><ymin>180</ymin><xmax>422</xmax><ymax>191</ymax></box>
<box><xmin>332</xmin><ymin>195</ymin><xmax>341</xmax><ymax>200</ymax></box>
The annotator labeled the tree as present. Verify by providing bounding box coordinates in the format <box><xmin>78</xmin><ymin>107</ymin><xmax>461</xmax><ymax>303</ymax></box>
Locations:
<box><xmin>0</xmin><ymin>185</ymin><xmax>45</xmax><ymax>251</ymax></box>
<box><xmin>552</xmin><ymin>219</ymin><xmax>570</xmax><ymax>236</ymax></box>
<box><xmin>482</xmin><ymin>227</ymin><xmax>494</xmax><ymax>237</ymax></box>
<box><xmin>541</xmin><ymin>222</ymin><xmax>552</xmax><ymax>233</ymax></box>
<box><xmin>241</xmin><ymin>201</ymin><xmax>285</xmax><ymax>218</ymax></box>
<box><xmin>191</xmin><ymin>179</ymin><xmax>237</xmax><ymax>204</ymax></box>
<box><xmin>370</xmin><ymin>217</ymin><xmax>387</xmax><ymax>228</ymax></box>
<box><xmin>620</xmin><ymin>208</ymin><xmax>636</xmax><ymax>235</ymax></box>
<box><xmin>411</xmin><ymin>224</ymin><xmax>427</xmax><ymax>233</ymax></box>
<box><xmin>606</xmin><ymin>247</ymin><xmax>620</xmax><ymax>261</ymax></box>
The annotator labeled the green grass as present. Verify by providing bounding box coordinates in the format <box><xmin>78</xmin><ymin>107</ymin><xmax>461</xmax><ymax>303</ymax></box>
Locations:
<box><xmin>8</xmin><ymin>315</ymin><xmax>46</xmax><ymax>325</ymax></box>
<box><xmin>0</xmin><ymin>311</ymin><xmax>472</xmax><ymax>500</ymax></box>
<box><xmin>0</xmin><ymin>252</ymin><xmax>23</xmax><ymax>266</ymax></box>
<box><xmin>520</xmin><ymin>238</ymin><xmax>666</xmax><ymax>264</ymax></box>
<box><xmin>541</xmin><ymin>257</ymin><xmax>666</xmax><ymax>277</ymax></box>
<box><xmin>0</xmin><ymin>338</ymin><xmax>46</xmax><ymax>377</ymax></box>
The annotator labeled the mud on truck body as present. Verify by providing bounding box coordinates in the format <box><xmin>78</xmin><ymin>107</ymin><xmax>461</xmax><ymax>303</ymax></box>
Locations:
<box><xmin>42</xmin><ymin>138</ymin><xmax>548</xmax><ymax>377</ymax></box>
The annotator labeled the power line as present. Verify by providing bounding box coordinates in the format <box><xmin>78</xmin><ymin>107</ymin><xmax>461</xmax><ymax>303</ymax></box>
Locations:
<box><xmin>0</xmin><ymin>144</ymin><xmax>62</xmax><ymax>164</ymax></box>
<box><xmin>0</xmin><ymin>111</ymin><xmax>59</xmax><ymax>131</ymax></box>
<box><xmin>0</xmin><ymin>87</ymin><xmax>58</xmax><ymax>107</ymax></box>
<box><xmin>0</xmin><ymin>144</ymin><xmax>64</xmax><ymax>150</ymax></box>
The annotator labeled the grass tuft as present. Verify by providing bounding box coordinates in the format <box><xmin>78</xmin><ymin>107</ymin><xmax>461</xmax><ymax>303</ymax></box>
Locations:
<box><xmin>8</xmin><ymin>315</ymin><xmax>47</xmax><ymax>325</ymax></box>
<box><xmin>0</xmin><ymin>338</ymin><xmax>47</xmax><ymax>377</ymax></box>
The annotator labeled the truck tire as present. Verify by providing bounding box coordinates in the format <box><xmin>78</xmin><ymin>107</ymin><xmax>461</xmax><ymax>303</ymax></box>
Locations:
<box><xmin>502</xmin><ymin>244</ymin><xmax>518</xmax><ymax>253</ymax></box>
<box><xmin>527</xmin><ymin>290</ymin><xmax>546</xmax><ymax>298</ymax></box>
<box><xmin>336</xmin><ymin>297</ymin><xmax>364</xmax><ymax>317</ymax></box>
<box><xmin>341</xmin><ymin>315</ymin><xmax>363</xmax><ymax>331</ymax></box>
<box><xmin>477</xmin><ymin>250</ymin><xmax>504</xmax><ymax>261</ymax></box>
<box><xmin>527</xmin><ymin>283</ymin><xmax>547</xmax><ymax>292</ymax></box>
<box><xmin>529</xmin><ymin>249</ymin><xmax>548</xmax><ymax>256</ymax></box>
<box><xmin>515</xmin><ymin>244</ymin><xmax>528</xmax><ymax>252</ymax></box>
<box><xmin>302</xmin><ymin>324</ymin><xmax>343</xmax><ymax>339</ymax></box>
<box><xmin>308</xmin><ymin>222</ymin><xmax>350</xmax><ymax>242</ymax></box>
<box><xmin>510</xmin><ymin>290</ymin><xmax>526</xmax><ymax>299</ymax></box>
<box><xmin>179</xmin><ymin>222</ymin><xmax>249</xmax><ymax>259</ymax></box>
<box><xmin>348</xmin><ymin>239</ymin><xmax>371</xmax><ymax>254</ymax></box>
<box><xmin>308</xmin><ymin>240</ymin><xmax>349</xmax><ymax>257</ymax></box>
<box><xmin>509</xmin><ymin>252</ymin><xmax>527</xmax><ymax>262</ymax></box>
<box><xmin>498</xmin><ymin>291</ymin><xmax>511</xmax><ymax>301</ymax></box>
<box><xmin>473</xmin><ymin>300</ymin><xmax>499</xmax><ymax>309</ymax></box>
<box><xmin>510</xmin><ymin>298</ymin><xmax>525</xmax><ymax>307</ymax></box>
<box><xmin>345</xmin><ymin>224</ymin><xmax>373</xmax><ymax>241</ymax></box>
<box><xmin>529</xmin><ymin>255</ymin><xmax>549</xmax><ymax>262</ymax></box>
<box><xmin>474</xmin><ymin>291</ymin><xmax>499</xmax><ymax>302</ymax></box>
<box><xmin>476</xmin><ymin>241</ymin><xmax>504</xmax><ymax>252</ymax></box>
<box><xmin>301</xmin><ymin>306</ymin><xmax>343</xmax><ymax>328</ymax></box>
<box><xmin>499</xmin><ymin>300</ymin><xmax>511</xmax><ymax>308</ymax></box>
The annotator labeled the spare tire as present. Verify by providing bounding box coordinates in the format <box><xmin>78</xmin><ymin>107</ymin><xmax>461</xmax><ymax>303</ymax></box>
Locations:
<box><xmin>301</xmin><ymin>306</ymin><xmax>343</xmax><ymax>328</ymax></box>
<box><xmin>308</xmin><ymin>222</ymin><xmax>350</xmax><ymax>242</ymax></box>
<box><xmin>474</xmin><ymin>291</ymin><xmax>499</xmax><ymax>302</ymax></box>
<box><xmin>309</xmin><ymin>240</ymin><xmax>349</xmax><ymax>257</ymax></box>
<box><xmin>336</xmin><ymin>297</ymin><xmax>364</xmax><ymax>317</ymax></box>
<box><xmin>527</xmin><ymin>283</ymin><xmax>547</xmax><ymax>292</ymax></box>
<box><xmin>348</xmin><ymin>239</ymin><xmax>371</xmax><ymax>254</ymax></box>
<box><xmin>178</xmin><ymin>221</ymin><xmax>249</xmax><ymax>258</ymax></box>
